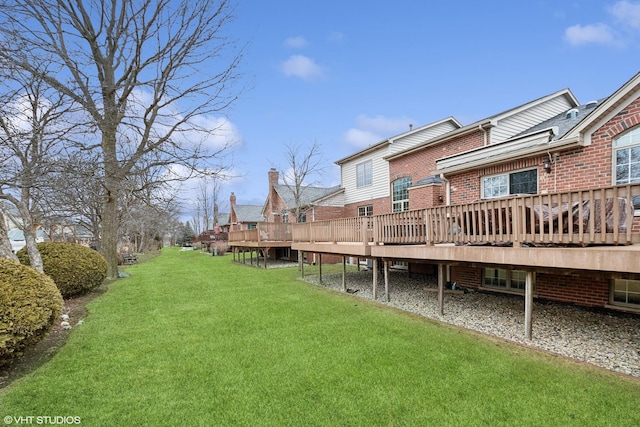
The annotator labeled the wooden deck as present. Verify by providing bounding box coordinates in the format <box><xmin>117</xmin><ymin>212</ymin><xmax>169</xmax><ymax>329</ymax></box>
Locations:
<box><xmin>230</xmin><ymin>184</ymin><xmax>640</xmax><ymax>273</ymax></box>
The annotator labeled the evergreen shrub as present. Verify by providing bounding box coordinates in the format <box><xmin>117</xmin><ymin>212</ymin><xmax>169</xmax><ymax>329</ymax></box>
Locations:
<box><xmin>0</xmin><ymin>258</ymin><xmax>63</xmax><ymax>365</ymax></box>
<box><xmin>18</xmin><ymin>242</ymin><xmax>108</xmax><ymax>297</ymax></box>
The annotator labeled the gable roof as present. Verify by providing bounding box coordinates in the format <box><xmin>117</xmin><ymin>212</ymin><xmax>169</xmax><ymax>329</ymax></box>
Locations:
<box><xmin>273</xmin><ymin>184</ymin><xmax>342</xmax><ymax>209</ymax></box>
<box><xmin>562</xmin><ymin>71</ymin><xmax>640</xmax><ymax>146</ymax></box>
<box><xmin>335</xmin><ymin>117</ymin><xmax>461</xmax><ymax>165</ymax></box>
<box><xmin>514</xmin><ymin>99</ymin><xmax>604</xmax><ymax>141</ymax></box>
<box><xmin>233</xmin><ymin>205</ymin><xmax>264</xmax><ymax>223</ymax></box>
<box><xmin>386</xmin><ymin>88</ymin><xmax>579</xmax><ymax>161</ymax></box>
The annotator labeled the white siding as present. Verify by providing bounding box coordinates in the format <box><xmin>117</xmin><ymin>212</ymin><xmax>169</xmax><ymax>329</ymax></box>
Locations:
<box><xmin>341</xmin><ymin>148</ymin><xmax>389</xmax><ymax>205</ymax></box>
<box><xmin>319</xmin><ymin>191</ymin><xmax>346</xmax><ymax>206</ymax></box>
<box><xmin>389</xmin><ymin>121</ymin><xmax>459</xmax><ymax>156</ymax></box>
<box><xmin>492</xmin><ymin>96</ymin><xmax>575</xmax><ymax>144</ymax></box>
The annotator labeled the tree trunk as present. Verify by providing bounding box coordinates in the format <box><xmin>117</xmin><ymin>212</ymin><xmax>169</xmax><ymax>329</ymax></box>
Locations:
<box><xmin>101</xmin><ymin>187</ymin><xmax>119</xmax><ymax>278</ymax></box>
<box><xmin>0</xmin><ymin>210</ymin><xmax>19</xmax><ymax>262</ymax></box>
<box><xmin>101</xmin><ymin>127</ymin><xmax>121</xmax><ymax>279</ymax></box>
<box><xmin>14</xmin><ymin>191</ymin><xmax>44</xmax><ymax>273</ymax></box>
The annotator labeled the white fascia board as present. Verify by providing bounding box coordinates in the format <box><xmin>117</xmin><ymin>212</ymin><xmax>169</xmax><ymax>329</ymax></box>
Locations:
<box><xmin>566</xmin><ymin>72</ymin><xmax>640</xmax><ymax>145</ymax></box>
<box><xmin>434</xmin><ymin>129</ymin><xmax>580</xmax><ymax>175</ymax></box>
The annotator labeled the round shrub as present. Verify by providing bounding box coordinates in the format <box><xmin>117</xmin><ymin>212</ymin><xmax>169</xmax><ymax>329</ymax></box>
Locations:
<box><xmin>0</xmin><ymin>258</ymin><xmax>63</xmax><ymax>365</ymax></box>
<box><xmin>17</xmin><ymin>242</ymin><xmax>108</xmax><ymax>298</ymax></box>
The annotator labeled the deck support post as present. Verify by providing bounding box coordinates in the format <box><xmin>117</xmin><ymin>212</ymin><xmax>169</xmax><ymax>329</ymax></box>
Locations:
<box><xmin>437</xmin><ymin>263</ymin><xmax>445</xmax><ymax>315</ymax></box>
<box><xmin>264</xmin><ymin>248</ymin><xmax>268</xmax><ymax>269</ymax></box>
<box><xmin>372</xmin><ymin>258</ymin><xmax>378</xmax><ymax>300</ymax></box>
<box><xmin>342</xmin><ymin>256</ymin><xmax>347</xmax><ymax>292</ymax></box>
<box><xmin>318</xmin><ymin>253</ymin><xmax>323</xmax><ymax>285</ymax></box>
<box><xmin>525</xmin><ymin>271</ymin><xmax>534</xmax><ymax>340</ymax></box>
<box><xmin>299</xmin><ymin>250</ymin><xmax>304</xmax><ymax>278</ymax></box>
<box><xmin>384</xmin><ymin>259</ymin><xmax>390</xmax><ymax>302</ymax></box>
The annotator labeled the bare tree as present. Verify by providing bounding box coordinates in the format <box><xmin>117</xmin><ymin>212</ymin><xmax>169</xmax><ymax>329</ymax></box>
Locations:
<box><xmin>0</xmin><ymin>64</ymin><xmax>77</xmax><ymax>272</ymax></box>
<box><xmin>0</xmin><ymin>0</ymin><xmax>244</xmax><ymax>277</ymax></box>
<box><xmin>275</xmin><ymin>141</ymin><xmax>326</xmax><ymax>222</ymax></box>
<box><xmin>197</xmin><ymin>172</ymin><xmax>227</xmax><ymax>231</ymax></box>
<box><xmin>43</xmin><ymin>151</ymin><xmax>104</xmax><ymax>246</ymax></box>
<box><xmin>0</xmin><ymin>208</ymin><xmax>19</xmax><ymax>262</ymax></box>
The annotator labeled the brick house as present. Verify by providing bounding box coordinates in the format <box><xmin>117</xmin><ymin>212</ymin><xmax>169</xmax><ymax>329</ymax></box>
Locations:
<box><xmin>228</xmin><ymin>192</ymin><xmax>264</xmax><ymax>231</ymax></box>
<box><xmin>334</xmin><ymin>117</ymin><xmax>462</xmax><ymax>218</ymax></box>
<box><xmin>291</xmin><ymin>72</ymin><xmax>640</xmax><ymax>336</ymax></box>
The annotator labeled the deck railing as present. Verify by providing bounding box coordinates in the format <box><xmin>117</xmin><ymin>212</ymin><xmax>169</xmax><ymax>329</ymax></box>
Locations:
<box><xmin>228</xmin><ymin>222</ymin><xmax>292</xmax><ymax>243</ymax></box>
<box><xmin>229</xmin><ymin>184</ymin><xmax>640</xmax><ymax>246</ymax></box>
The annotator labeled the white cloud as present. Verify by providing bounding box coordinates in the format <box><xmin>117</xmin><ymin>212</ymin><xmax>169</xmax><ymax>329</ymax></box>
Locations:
<box><xmin>609</xmin><ymin>0</ymin><xmax>640</xmax><ymax>29</ymax></box>
<box><xmin>564</xmin><ymin>1</ymin><xmax>640</xmax><ymax>47</ymax></box>
<box><xmin>281</xmin><ymin>55</ymin><xmax>324</xmax><ymax>81</ymax></box>
<box><xmin>284</xmin><ymin>36</ymin><xmax>307</xmax><ymax>48</ymax></box>
<box><xmin>564</xmin><ymin>23</ymin><xmax>616</xmax><ymax>46</ymax></box>
<box><xmin>343</xmin><ymin>114</ymin><xmax>415</xmax><ymax>148</ymax></box>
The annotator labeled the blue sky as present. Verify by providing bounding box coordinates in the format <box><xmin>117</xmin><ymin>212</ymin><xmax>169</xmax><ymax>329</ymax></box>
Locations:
<box><xmin>182</xmin><ymin>0</ymin><xmax>640</xmax><ymax>218</ymax></box>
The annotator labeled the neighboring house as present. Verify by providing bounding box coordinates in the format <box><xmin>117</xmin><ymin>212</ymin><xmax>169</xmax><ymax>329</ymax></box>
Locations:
<box><xmin>262</xmin><ymin>168</ymin><xmax>343</xmax><ymax>223</ymax></box>
<box><xmin>1</xmin><ymin>201</ymin><xmax>50</xmax><ymax>252</ymax></box>
<box><xmin>8</xmin><ymin>229</ymin><xmax>49</xmax><ymax>253</ymax></box>
<box><xmin>228</xmin><ymin>192</ymin><xmax>264</xmax><ymax>231</ymax></box>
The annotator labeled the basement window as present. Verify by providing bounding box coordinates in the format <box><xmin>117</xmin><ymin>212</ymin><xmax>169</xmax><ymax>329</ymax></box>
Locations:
<box><xmin>483</xmin><ymin>268</ymin><xmax>530</xmax><ymax>293</ymax></box>
<box><xmin>611</xmin><ymin>279</ymin><xmax>640</xmax><ymax>309</ymax></box>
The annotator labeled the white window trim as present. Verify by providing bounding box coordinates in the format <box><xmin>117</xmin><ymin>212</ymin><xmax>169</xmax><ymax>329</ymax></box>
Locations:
<box><xmin>358</xmin><ymin>205</ymin><xmax>373</xmax><ymax>217</ymax></box>
<box><xmin>611</xmin><ymin>127</ymin><xmax>640</xmax><ymax>216</ymax></box>
<box><xmin>392</xmin><ymin>177</ymin><xmax>411</xmax><ymax>212</ymax></box>
<box><xmin>356</xmin><ymin>160</ymin><xmax>372</xmax><ymax>188</ymax></box>
<box><xmin>481</xmin><ymin>167</ymin><xmax>538</xmax><ymax>199</ymax></box>
<box><xmin>481</xmin><ymin>268</ymin><xmax>533</xmax><ymax>295</ymax></box>
<box><xmin>609</xmin><ymin>278</ymin><xmax>640</xmax><ymax>311</ymax></box>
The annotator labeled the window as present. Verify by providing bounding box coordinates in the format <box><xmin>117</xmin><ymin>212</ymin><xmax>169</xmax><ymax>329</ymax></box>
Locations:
<box><xmin>356</xmin><ymin>160</ymin><xmax>372</xmax><ymax>187</ymax></box>
<box><xmin>297</xmin><ymin>212</ymin><xmax>306</xmax><ymax>223</ymax></box>
<box><xmin>358</xmin><ymin>205</ymin><xmax>373</xmax><ymax>216</ymax></box>
<box><xmin>247</xmin><ymin>223</ymin><xmax>257</xmax><ymax>230</ymax></box>
<box><xmin>483</xmin><ymin>268</ymin><xmax>529</xmax><ymax>292</ymax></box>
<box><xmin>611</xmin><ymin>279</ymin><xmax>640</xmax><ymax>308</ymax></box>
<box><xmin>614</xmin><ymin>127</ymin><xmax>640</xmax><ymax>209</ymax></box>
<box><xmin>281</xmin><ymin>210</ymin><xmax>289</xmax><ymax>223</ymax></box>
<box><xmin>482</xmin><ymin>169</ymin><xmax>537</xmax><ymax>199</ymax></box>
<box><xmin>392</xmin><ymin>177</ymin><xmax>411</xmax><ymax>212</ymax></box>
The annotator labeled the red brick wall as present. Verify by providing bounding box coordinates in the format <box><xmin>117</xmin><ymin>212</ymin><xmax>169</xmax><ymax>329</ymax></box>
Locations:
<box><xmin>389</xmin><ymin>130</ymin><xmax>486</xmax><ymax>206</ymax></box>
<box><xmin>409</xmin><ymin>184</ymin><xmax>445</xmax><ymax>209</ymax></box>
<box><xmin>307</xmin><ymin>205</ymin><xmax>345</xmax><ymax>221</ymax></box>
<box><xmin>446</xmin><ymin>96</ymin><xmax>640</xmax><ymax>201</ymax></box>
<box><xmin>343</xmin><ymin>196</ymin><xmax>390</xmax><ymax>217</ymax></box>
<box><xmin>449</xmin><ymin>266</ymin><xmax>611</xmax><ymax>307</ymax></box>
<box><xmin>535</xmin><ymin>273</ymin><xmax>610</xmax><ymax>307</ymax></box>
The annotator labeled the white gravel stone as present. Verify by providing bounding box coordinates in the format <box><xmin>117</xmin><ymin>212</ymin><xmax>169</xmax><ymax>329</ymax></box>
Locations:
<box><xmin>302</xmin><ymin>269</ymin><xmax>640</xmax><ymax>378</ymax></box>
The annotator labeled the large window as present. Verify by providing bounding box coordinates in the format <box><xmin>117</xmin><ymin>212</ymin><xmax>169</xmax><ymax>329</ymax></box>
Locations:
<box><xmin>614</xmin><ymin>127</ymin><xmax>640</xmax><ymax>209</ymax></box>
<box><xmin>482</xmin><ymin>169</ymin><xmax>537</xmax><ymax>199</ymax></box>
<box><xmin>483</xmin><ymin>268</ymin><xmax>529</xmax><ymax>292</ymax></box>
<box><xmin>392</xmin><ymin>177</ymin><xmax>411</xmax><ymax>212</ymax></box>
<box><xmin>356</xmin><ymin>160</ymin><xmax>372</xmax><ymax>187</ymax></box>
<box><xmin>611</xmin><ymin>279</ymin><xmax>640</xmax><ymax>308</ymax></box>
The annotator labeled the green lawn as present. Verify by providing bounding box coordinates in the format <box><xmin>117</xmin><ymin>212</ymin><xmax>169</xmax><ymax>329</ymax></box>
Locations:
<box><xmin>1</xmin><ymin>248</ymin><xmax>638</xmax><ymax>426</ymax></box>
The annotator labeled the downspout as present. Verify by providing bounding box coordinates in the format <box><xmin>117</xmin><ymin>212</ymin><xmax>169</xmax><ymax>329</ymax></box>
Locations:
<box><xmin>439</xmin><ymin>174</ymin><xmax>451</xmax><ymax>206</ymax></box>
<box><xmin>479</xmin><ymin>124</ymin><xmax>488</xmax><ymax>146</ymax></box>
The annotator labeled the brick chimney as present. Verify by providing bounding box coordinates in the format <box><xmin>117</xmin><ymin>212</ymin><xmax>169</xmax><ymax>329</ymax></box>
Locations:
<box><xmin>268</xmin><ymin>168</ymin><xmax>279</xmax><ymax>222</ymax></box>
<box><xmin>229</xmin><ymin>192</ymin><xmax>237</xmax><ymax>231</ymax></box>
